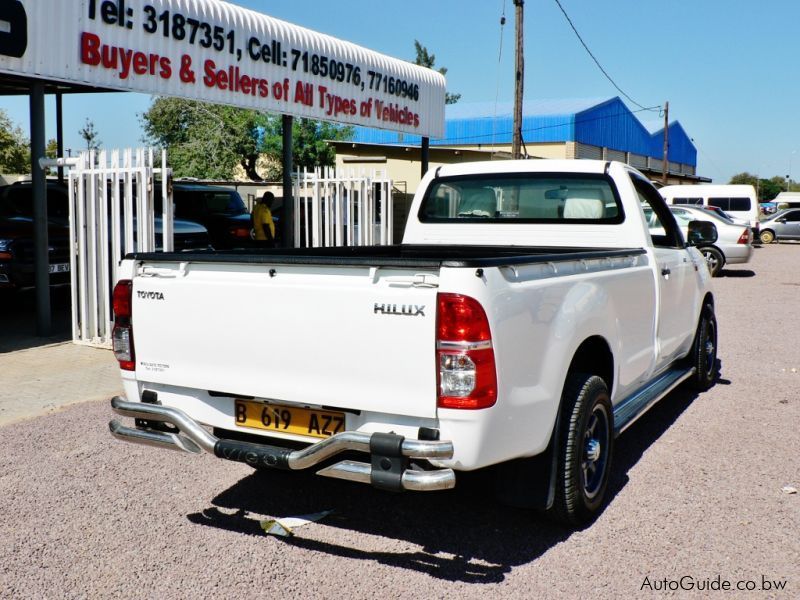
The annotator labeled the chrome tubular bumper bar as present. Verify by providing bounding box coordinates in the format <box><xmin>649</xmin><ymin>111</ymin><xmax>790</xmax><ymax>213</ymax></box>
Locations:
<box><xmin>109</xmin><ymin>397</ymin><xmax>456</xmax><ymax>492</ymax></box>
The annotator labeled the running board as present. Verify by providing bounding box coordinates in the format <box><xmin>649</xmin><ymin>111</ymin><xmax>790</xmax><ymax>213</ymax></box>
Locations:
<box><xmin>613</xmin><ymin>367</ymin><xmax>694</xmax><ymax>436</ymax></box>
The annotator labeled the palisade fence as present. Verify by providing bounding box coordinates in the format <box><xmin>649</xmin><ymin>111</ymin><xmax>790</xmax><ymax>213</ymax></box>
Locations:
<box><xmin>49</xmin><ymin>154</ymin><xmax>391</xmax><ymax>347</ymax></box>
<box><xmin>60</xmin><ymin>148</ymin><xmax>171</xmax><ymax>348</ymax></box>
<box><xmin>293</xmin><ymin>167</ymin><xmax>393</xmax><ymax>247</ymax></box>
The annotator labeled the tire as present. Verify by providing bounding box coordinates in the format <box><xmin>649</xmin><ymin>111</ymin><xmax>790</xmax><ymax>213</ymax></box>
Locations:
<box><xmin>759</xmin><ymin>229</ymin><xmax>775</xmax><ymax>244</ymax></box>
<box><xmin>686</xmin><ymin>303</ymin><xmax>718</xmax><ymax>391</ymax></box>
<box><xmin>548</xmin><ymin>373</ymin><xmax>613</xmax><ymax>526</ymax></box>
<box><xmin>700</xmin><ymin>246</ymin><xmax>725</xmax><ymax>276</ymax></box>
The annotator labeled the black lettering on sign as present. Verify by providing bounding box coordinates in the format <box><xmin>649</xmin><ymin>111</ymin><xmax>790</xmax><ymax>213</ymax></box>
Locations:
<box><xmin>0</xmin><ymin>0</ymin><xmax>27</xmax><ymax>58</ymax></box>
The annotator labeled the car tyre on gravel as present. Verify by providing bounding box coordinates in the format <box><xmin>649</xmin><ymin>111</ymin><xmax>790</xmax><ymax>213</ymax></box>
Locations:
<box><xmin>686</xmin><ymin>303</ymin><xmax>718</xmax><ymax>391</ymax></box>
<box><xmin>700</xmin><ymin>246</ymin><xmax>725</xmax><ymax>277</ymax></box>
<box><xmin>548</xmin><ymin>373</ymin><xmax>613</xmax><ymax>527</ymax></box>
<box><xmin>759</xmin><ymin>229</ymin><xmax>775</xmax><ymax>244</ymax></box>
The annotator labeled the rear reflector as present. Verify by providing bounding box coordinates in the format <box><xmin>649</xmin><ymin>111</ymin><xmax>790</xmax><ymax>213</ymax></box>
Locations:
<box><xmin>112</xmin><ymin>279</ymin><xmax>135</xmax><ymax>371</ymax></box>
<box><xmin>229</xmin><ymin>226</ymin><xmax>252</xmax><ymax>238</ymax></box>
<box><xmin>436</xmin><ymin>293</ymin><xmax>497</xmax><ymax>409</ymax></box>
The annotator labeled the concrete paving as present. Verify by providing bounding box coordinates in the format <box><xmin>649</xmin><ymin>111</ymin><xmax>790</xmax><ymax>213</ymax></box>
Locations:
<box><xmin>0</xmin><ymin>288</ymin><xmax>122</xmax><ymax>426</ymax></box>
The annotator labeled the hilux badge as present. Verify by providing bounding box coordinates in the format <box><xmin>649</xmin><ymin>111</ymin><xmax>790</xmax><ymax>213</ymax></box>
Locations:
<box><xmin>374</xmin><ymin>303</ymin><xmax>425</xmax><ymax>317</ymax></box>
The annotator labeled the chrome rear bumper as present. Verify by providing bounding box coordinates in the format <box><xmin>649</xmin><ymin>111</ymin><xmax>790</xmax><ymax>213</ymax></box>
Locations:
<box><xmin>109</xmin><ymin>397</ymin><xmax>455</xmax><ymax>492</ymax></box>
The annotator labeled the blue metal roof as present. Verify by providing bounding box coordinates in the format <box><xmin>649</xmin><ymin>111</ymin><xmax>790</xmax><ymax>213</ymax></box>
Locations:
<box><xmin>349</xmin><ymin>97</ymin><xmax>696</xmax><ymax>166</ymax></box>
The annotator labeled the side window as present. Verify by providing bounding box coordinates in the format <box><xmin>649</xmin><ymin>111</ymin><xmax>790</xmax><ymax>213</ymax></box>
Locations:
<box><xmin>728</xmin><ymin>197</ymin><xmax>751</xmax><ymax>211</ymax></box>
<box><xmin>630</xmin><ymin>173</ymin><xmax>684</xmax><ymax>248</ymax></box>
<box><xmin>785</xmin><ymin>210</ymin><xmax>800</xmax><ymax>222</ymax></box>
<box><xmin>708</xmin><ymin>197</ymin><xmax>727</xmax><ymax>211</ymax></box>
<box><xmin>173</xmin><ymin>193</ymin><xmax>203</xmax><ymax>218</ymax></box>
<box><xmin>673</xmin><ymin>197</ymin><xmax>703</xmax><ymax>206</ymax></box>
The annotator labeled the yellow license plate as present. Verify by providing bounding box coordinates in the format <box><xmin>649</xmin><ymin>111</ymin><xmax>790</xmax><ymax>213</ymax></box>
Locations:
<box><xmin>234</xmin><ymin>400</ymin><xmax>345</xmax><ymax>440</ymax></box>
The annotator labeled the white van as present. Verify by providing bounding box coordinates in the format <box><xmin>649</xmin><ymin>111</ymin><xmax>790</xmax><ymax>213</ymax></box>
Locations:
<box><xmin>660</xmin><ymin>184</ymin><xmax>759</xmax><ymax>233</ymax></box>
<box><xmin>772</xmin><ymin>191</ymin><xmax>800</xmax><ymax>209</ymax></box>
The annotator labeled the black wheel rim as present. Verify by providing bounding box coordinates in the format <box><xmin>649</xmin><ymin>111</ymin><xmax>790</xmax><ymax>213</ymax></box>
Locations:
<box><xmin>582</xmin><ymin>404</ymin><xmax>610</xmax><ymax>500</ymax></box>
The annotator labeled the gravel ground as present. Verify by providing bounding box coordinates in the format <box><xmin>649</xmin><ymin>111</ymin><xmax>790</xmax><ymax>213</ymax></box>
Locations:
<box><xmin>1</xmin><ymin>244</ymin><xmax>798</xmax><ymax>599</ymax></box>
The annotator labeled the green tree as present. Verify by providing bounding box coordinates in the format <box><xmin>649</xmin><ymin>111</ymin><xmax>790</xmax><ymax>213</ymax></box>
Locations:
<box><xmin>0</xmin><ymin>109</ymin><xmax>30</xmax><ymax>174</ymax></box>
<box><xmin>414</xmin><ymin>40</ymin><xmax>461</xmax><ymax>105</ymax></box>
<box><xmin>79</xmin><ymin>118</ymin><xmax>101</xmax><ymax>150</ymax></box>
<box><xmin>141</xmin><ymin>97</ymin><xmax>352</xmax><ymax>181</ymax></box>
<box><xmin>761</xmin><ymin>176</ymin><xmax>787</xmax><ymax>201</ymax></box>
<box><xmin>259</xmin><ymin>117</ymin><xmax>350</xmax><ymax>174</ymax></box>
<box><xmin>729</xmin><ymin>171</ymin><xmax>787</xmax><ymax>201</ymax></box>
<box><xmin>729</xmin><ymin>172</ymin><xmax>758</xmax><ymax>187</ymax></box>
<box><xmin>45</xmin><ymin>138</ymin><xmax>59</xmax><ymax>159</ymax></box>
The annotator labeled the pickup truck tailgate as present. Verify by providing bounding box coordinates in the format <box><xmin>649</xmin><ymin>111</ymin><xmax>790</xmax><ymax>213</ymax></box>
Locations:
<box><xmin>131</xmin><ymin>261</ymin><xmax>440</xmax><ymax>418</ymax></box>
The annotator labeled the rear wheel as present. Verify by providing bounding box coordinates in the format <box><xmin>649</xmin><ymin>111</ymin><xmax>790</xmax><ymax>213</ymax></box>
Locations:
<box><xmin>686</xmin><ymin>303</ymin><xmax>717</xmax><ymax>391</ymax></box>
<box><xmin>548</xmin><ymin>373</ymin><xmax>613</xmax><ymax>526</ymax></box>
<box><xmin>759</xmin><ymin>229</ymin><xmax>775</xmax><ymax>244</ymax></box>
<box><xmin>700</xmin><ymin>246</ymin><xmax>725</xmax><ymax>276</ymax></box>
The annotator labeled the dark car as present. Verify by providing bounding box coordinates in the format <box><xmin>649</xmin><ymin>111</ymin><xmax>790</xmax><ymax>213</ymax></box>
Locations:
<box><xmin>0</xmin><ymin>182</ymin><xmax>72</xmax><ymax>290</ymax></box>
<box><xmin>162</xmin><ymin>183</ymin><xmax>262</xmax><ymax>249</ymax></box>
<box><xmin>0</xmin><ymin>181</ymin><xmax>212</xmax><ymax>290</ymax></box>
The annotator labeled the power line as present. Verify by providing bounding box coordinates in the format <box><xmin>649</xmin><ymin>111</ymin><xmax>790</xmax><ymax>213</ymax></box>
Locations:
<box><xmin>552</xmin><ymin>0</ymin><xmax>661</xmax><ymax>113</ymax></box>
<box><xmin>492</xmin><ymin>0</ymin><xmax>508</xmax><ymax>151</ymax></box>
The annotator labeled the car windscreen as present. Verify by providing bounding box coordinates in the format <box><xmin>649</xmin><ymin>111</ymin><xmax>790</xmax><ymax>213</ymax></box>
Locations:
<box><xmin>418</xmin><ymin>174</ymin><xmax>623</xmax><ymax>224</ymax></box>
<box><xmin>203</xmin><ymin>191</ymin><xmax>246</xmax><ymax>214</ymax></box>
<box><xmin>0</xmin><ymin>187</ymin><xmax>70</xmax><ymax>219</ymax></box>
<box><xmin>697</xmin><ymin>207</ymin><xmax>735</xmax><ymax>224</ymax></box>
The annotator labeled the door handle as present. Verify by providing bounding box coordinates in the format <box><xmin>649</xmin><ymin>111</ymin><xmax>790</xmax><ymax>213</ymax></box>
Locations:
<box><xmin>661</xmin><ymin>268</ymin><xmax>671</xmax><ymax>277</ymax></box>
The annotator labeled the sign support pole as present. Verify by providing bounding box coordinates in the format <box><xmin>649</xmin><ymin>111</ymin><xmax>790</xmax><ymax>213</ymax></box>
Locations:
<box><xmin>421</xmin><ymin>137</ymin><xmax>429</xmax><ymax>177</ymax></box>
<box><xmin>282</xmin><ymin>114</ymin><xmax>294</xmax><ymax>248</ymax></box>
<box><xmin>30</xmin><ymin>81</ymin><xmax>51</xmax><ymax>336</ymax></box>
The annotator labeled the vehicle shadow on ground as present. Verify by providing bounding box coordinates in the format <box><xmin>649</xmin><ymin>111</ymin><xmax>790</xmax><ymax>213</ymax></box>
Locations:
<box><xmin>718</xmin><ymin>269</ymin><xmax>755</xmax><ymax>278</ymax></box>
<box><xmin>186</xmin><ymin>365</ymin><xmax>721</xmax><ymax>584</ymax></box>
<box><xmin>0</xmin><ymin>289</ymin><xmax>71</xmax><ymax>353</ymax></box>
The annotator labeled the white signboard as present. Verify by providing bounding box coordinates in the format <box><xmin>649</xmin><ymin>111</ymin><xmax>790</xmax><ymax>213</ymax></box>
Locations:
<box><xmin>0</xmin><ymin>0</ymin><xmax>446</xmax><ymax>137</ymax></box>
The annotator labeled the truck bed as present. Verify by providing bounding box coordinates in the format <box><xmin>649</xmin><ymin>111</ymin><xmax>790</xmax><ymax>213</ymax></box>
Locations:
<box><xmin>129</xmin><ymin>244</ymin><xmax>646</xmax><ymax>268</ymax></box>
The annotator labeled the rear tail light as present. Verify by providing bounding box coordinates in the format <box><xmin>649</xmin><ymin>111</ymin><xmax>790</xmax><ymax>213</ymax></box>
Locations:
<box><xmin>737</xmin><ymin>229</ymin><xmax>750</xmax><ymax>244</ymax></box>
<box><xmin>229</xmin><ymin>226</ymin><xmax>251</xmax><ymax>238</ymax></box>
<box><xmin>436</xmin><ymin>293</ymin><xmax>497</xmax><ymax>409</ymax></box>
<box><xmin>112</xmin><ymin>279</ymin><xmax>135</xmax><ymax>371</ymax></box>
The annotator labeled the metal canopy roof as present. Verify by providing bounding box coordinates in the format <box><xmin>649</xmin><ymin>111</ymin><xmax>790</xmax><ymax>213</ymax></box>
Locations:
<box><xmin>0</xmin><ymin>72</ymin><xmax>116</xmax><ymax>96</ymax></box>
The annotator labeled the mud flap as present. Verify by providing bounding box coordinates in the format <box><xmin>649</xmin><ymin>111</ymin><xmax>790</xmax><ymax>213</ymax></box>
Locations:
<box><xmin>494</xmin><ymin>414</ymin><xmax>561</xmax><ymax>510</ymax></box>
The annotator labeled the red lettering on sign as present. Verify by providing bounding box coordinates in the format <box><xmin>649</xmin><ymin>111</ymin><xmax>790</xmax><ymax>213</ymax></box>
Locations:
<box><xmin>202</xmin><ymin>59</ymin><xmax>269</xmax><ymax>98</ymax></box>
<box><xmin>80</xmin><ymin>31</ymin><xmax>172</xmax><ymax>81</ymax></box>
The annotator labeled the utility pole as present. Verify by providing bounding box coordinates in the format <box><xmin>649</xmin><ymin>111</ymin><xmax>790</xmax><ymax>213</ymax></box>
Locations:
<box><xmin>512</xmin><ymin>0</ymin><xmax>524</xmax><ymax>160</ymax></box>
<box><xmin>661</xmin><ymin>101</ymin><xmax>669</xmax><ymax>186</ymax></box>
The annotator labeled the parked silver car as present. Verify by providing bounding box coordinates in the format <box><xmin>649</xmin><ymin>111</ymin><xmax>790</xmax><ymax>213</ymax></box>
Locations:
<box><xmin>758</xmin><ymin>209</ymin><xmax>800</xmax><ymax>243</ymax></box>
<box><xmin>669</xmin><ymin>205</ymin><xmax>753</xmax><ymax>276</ymax></box>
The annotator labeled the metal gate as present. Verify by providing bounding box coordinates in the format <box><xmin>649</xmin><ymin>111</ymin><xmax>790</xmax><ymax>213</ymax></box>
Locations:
<box><xmin>61</xmin><ymin>149</ymin><xmax>172</xmax><ymax>347</ymax></box>
<box><xmin>293</xmin><ymin>167</ymin><xmax>393</xmax><ymax>247</ymax></box>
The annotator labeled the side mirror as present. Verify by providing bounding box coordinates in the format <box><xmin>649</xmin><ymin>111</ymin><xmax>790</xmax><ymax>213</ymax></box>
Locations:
<box><xmin>687</xmin><ymin>220</ymin><xmax>718</xmax><ymax>245</ymax></box>
<box><xmin>777</xmin><ymin>218</ymin><xmax>787</xmax><ymax>224</ymax></box>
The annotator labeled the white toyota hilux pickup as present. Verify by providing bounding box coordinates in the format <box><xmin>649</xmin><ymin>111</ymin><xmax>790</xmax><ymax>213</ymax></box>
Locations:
<box><xmin>109</xmin><ymin>160</ymin><xmax>718</xmax><ymax>525</ymax></box>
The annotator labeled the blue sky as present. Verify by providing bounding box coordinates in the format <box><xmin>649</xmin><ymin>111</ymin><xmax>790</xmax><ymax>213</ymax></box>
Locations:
<box><xmin>1</xmin><ymin>0</ymin><xmax>797</xmax><ymax>183</ymax></box>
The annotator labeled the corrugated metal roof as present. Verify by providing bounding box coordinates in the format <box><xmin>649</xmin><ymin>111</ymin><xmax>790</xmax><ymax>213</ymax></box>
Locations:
<box><xmin>349</xmin><ymin>96</ymin><xmax>697</xmax><ymax>166</ymax></box>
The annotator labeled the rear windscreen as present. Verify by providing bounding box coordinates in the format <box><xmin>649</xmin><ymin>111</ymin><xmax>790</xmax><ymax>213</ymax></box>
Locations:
<box><xmin>419</xmin><ymin>174</ymin><xmax>623</xmax><ymax>223</ymax></box>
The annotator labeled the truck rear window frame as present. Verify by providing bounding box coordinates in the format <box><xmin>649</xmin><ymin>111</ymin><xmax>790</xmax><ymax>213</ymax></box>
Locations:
<box><xmin>417</xmin><ymin>171</ymin><xmax>626</xmax><ymax>225</ymax></box>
